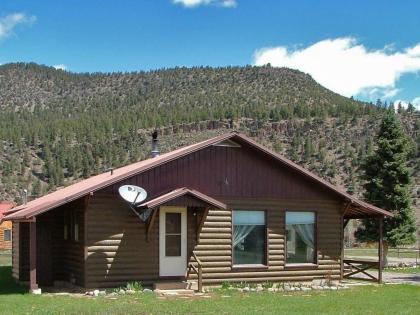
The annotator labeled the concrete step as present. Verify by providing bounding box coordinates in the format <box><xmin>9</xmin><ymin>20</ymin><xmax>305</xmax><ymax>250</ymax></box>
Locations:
<box><xmin>153</xmin><ymin>281</ymin><xmax>197</xmax><ymax>290</ymax></box>
<box><xmin>155</xmin><ymin>289</ymin><xmax>196</xmax><ymax>296</ymax></box>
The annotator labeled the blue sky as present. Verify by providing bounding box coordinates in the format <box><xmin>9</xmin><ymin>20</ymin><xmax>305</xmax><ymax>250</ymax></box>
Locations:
<box><xmin>1</xmin><ymin>0</ymin><xmax>419</xmax><ymax>107</ymax></box>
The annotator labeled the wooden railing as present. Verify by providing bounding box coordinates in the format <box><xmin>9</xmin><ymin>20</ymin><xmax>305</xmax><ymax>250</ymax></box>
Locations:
<box><xmin>187</xmin><ymin>251</ymin><xmax>203</xmax><ymax>292</ymax></box>
<box><xmin>343</xmin><ymin>259</ymin><xmax>380</xmax><ymax>283</ymax></box>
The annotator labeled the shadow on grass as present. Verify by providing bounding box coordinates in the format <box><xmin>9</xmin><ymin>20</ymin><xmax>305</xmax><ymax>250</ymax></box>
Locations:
<box><xmin>0</xmin><ymin>266</ymin><xmax>27</xmax><ymax>295</ymax></box>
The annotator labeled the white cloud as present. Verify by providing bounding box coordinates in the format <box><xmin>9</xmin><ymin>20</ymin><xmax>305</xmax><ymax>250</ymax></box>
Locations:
<box><xmin>394</xmin><ymin>97</ymin><xmax>420</xmax><ymax>111</ymax></box>
<box><xmin>253</xmin><ymin>37</ymin><xmax>420</xmax><ymax>99</ymax></box>
<box><xmin>173</xmin><ymin>0</ymin><xmax>237</xmax><ymax>8</ymax></box>
<box><xmin>0</xmin><ymin>13</ymin><xmax>36</xmax><ymax>40</ymax></box>
<box><xmin>53</xmin><ymin>64</ymin><xmax>67</xmax><ymax>71</ymax></box>
<box><xmin>412</xmin><ymin>97</ymin><xmax>420</xmax><ymax>106</ymax></box>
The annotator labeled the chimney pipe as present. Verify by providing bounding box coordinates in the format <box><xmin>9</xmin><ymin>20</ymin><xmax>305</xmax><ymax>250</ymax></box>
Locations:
<box><xmin>151</xmin><ymin>130</ymin><xmax>159</xmax><ymax>158</ymax></box>
<box><xmin>22</xmin><ymin>189</ymin><xmax>28</xmax><ymax>205</ymax></box>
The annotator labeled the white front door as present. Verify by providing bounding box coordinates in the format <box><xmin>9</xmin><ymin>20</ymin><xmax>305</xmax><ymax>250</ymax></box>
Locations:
<box><xmin>159</xmin><ymin>206</ymin><xmax>187</xmax><ymax>277</ymax></box>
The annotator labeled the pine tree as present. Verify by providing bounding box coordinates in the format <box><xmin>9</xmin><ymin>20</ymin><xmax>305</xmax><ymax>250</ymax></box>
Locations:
<box><xmin>356</xmin><ymin>110</ymin><xmax>416</xmax><ymax>264</ymax></box>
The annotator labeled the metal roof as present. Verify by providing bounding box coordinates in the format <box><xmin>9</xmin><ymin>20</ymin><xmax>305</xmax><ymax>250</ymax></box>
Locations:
<box><xmin>3</xmin><ymin>132</ymin><xmax>393</xmax><ymax>221</ymax></box>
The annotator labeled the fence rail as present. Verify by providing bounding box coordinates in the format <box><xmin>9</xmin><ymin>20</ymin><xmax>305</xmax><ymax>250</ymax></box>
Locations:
<box><xmin>345</xmin><ymin>247</ymin><xmax>419</xmax><ymax>264</ymax></box>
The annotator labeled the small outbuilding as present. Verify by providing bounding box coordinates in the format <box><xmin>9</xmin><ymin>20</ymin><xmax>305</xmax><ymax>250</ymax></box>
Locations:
<box><xmin>2</xmin><ymin>132</ymin><xmax>392</xmax><ymax>291</ymax></box>
<box><xmin>0</xmin><ymin>202</ymin><xmax>14</xmax><ymax>251</ymax></box>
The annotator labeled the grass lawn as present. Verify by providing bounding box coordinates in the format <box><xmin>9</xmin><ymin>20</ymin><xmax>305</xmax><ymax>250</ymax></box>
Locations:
<box><xmin>385</xmin><ymin>266</ymin><xmax>420</xmax><ymax>274</ymax></box>
<box><xmin>1</xmin><ymin>251</ymin><xmax>419</xmax><ymax>314</ymax></box>
<box><xmin>0</xmin><ymin>250</ymin><xmax>11</xmax><ymax>266</ymax></box>
<box><xmin>345</xmin><ymin>248</ymin><xmax>419</xmax><ymax>259</ymax></box>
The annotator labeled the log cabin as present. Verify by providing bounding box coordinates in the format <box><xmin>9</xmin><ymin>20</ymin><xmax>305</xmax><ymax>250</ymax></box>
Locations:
<box><xmin>2</xmin><ymin>132</ymin><xmax>392</xmax><ymax>292</ymax></box>
<box><xmin>0</xmin><ymin>202</ymin><xmax>14</xmax><ymax>251</ymax></box>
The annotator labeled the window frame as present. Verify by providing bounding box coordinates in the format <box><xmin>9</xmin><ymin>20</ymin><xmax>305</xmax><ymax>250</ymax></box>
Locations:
<box><xmin>3</xmin><ymin>229</ymin><xmax>12</xmax><ymax>242</ymax></box>
<box><xmin>284</xmin><ymin>210</ymin><xmax>318</xmax><ymax>269</ymax></box>
<box><xmin>231</xmin><ymin>209</ymin><xmax>268</xmax><ymax>270</ymax></box>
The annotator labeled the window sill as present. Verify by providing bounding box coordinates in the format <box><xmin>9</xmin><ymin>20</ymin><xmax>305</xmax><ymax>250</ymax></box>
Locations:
<box><xmin>285</xmin><ymin>263</ymin><xmax>318</xmax><ymax>270</ymax></box>
<box><xmin>232</xmin><ymin>264</ymin><xmax>268</xmax><ymax>271</ymax></box>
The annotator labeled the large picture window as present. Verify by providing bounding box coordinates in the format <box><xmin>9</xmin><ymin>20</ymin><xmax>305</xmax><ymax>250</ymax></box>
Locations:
<box><xmin>233</xmin><ymin>210</ymin><xmax>266</xmax><ymax>265</ymax></box>
<box><xmin>286</xmin><ymin>212</ymin><xmax>316</xmax><ymax>264</ymax></box>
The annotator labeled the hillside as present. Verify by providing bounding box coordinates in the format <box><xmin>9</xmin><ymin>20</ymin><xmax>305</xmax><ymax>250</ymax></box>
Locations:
<box><xmin>0</xmin><ymin>63</ymin><xmax>418</xmax><ymax>214</ymax></box>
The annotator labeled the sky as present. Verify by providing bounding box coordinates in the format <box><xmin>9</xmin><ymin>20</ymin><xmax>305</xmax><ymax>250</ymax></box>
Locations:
<box><xmin>1</xmin><ymin>0</ymin><xmax>420</xmax><ymax>108</ymax></box>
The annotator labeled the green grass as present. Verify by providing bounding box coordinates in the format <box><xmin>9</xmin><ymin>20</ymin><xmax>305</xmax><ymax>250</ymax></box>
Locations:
<box><xmin>0</xmin><ymin>251</ymin><xmax>419</xmax><ymax>314</ymax></box>
<box><xmin>0</xmin><ymin>285</ymin><xmax>419</xmax><ymax>315</ymax></box>
<box><xmin>345</xmin><ymin>248</ymin><xmax>419</xmax><ymax>259</ymax></box>
<box><xmin>385</xmin><ymin>266</ymin><xmax>420</xmax><ymax>274</ymax></box>
<box><xmin>0</xmin><ymin>250</ymin><xmax>11</xmax><ymax>266</ymax></box>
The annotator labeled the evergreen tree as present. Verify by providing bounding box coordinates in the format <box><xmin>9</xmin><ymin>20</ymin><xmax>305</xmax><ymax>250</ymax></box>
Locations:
<box><xmin>356</xmin><ymin>110</ymin><xmax>416</xmax><ymax>264</ymax></box>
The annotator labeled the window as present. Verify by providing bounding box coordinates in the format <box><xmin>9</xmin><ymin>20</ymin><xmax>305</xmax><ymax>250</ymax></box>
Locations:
<box><xmin>74</xmin><ymin>223</ymin><xmax>79</xmax><ymax>242</ymax></box>
<box><xmin>64</xmin><ymin>225</ymin><xmax>68</xmax><ymax>240</ymax></box>
<box><xmin>64</xmin><ymin>210</ymin><xmax>80</xmax><ymax>241</ymax></box>
<box><xmin>4</xmin><ymin>229</ymin><xmax>12</xmax><ymax>242</ymax></box>
<box><xmin>165</xmin><ymin>212</ymin><xmax>181</xmax><ymax>256</ymax></box>
<box><xmin>286</xmin><ymin>212</ymin><xmax>316</xmax><ymax>264</ymax></box>
<box><xmin>233</xmin><ymin>210</ymin><xmax>266</xmax><ymax>265</ymax></box>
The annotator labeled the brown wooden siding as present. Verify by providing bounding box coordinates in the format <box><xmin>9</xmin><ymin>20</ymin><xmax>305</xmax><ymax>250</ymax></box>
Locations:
<box><xmin>82</xmin><ymin>145</ymin><xmax>344</xmax><ymax>288</ymax></box>
<box><xmin>104</xmin><ymin>145</ymin><xmax>337</xmax><ymax>203</ymax></box>
<box><xmin>35</xmin><ymin>203</ymin><xmax>85</xmax><ymax>286</ymax></box>
<box><xmin>85</xmin><ymin>191</ymin><xmax>202</xmax><ymax>288</ymax></box>
<box><xmin>12</xmin><ymin>222</ymin><xmax>19</xmax><ymax>280</ymax></box>
<box><xmin>187</xmin><ymin>199</ymin><xmax>342</xmax><ymax>284</ymax></box>
<box><xmin>84</xmin><ymin>196</ymin><xmax>341</xmax><ymax>287</ymax></box>
<box><xmin>14</xmin><ymin>202</ymin><xmax>85</xmax><ymax>286</ymax></box>
<box><xmin>85</xmin><ymin>194</ymin><xmax>160</xmax><ymax>288</ymax></box>
<box><xmin>19</xmin><ymin>223</ymin><xmax>30</xmax><ymax>282</ymax></box>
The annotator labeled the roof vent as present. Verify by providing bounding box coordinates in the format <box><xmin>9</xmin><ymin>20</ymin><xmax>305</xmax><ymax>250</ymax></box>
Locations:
<box><xmin>213</xmin><ymin>139</ymin><xmax>241</xmax><ymax>148</ymax></box>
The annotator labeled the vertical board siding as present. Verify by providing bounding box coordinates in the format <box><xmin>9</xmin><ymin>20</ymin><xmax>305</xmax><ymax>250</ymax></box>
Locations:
<box><xmin>19</xmin><ymin>223</ymin><xmax>30</xmax><ymax>282</ymax></box>
<box><xmin>106</xmin><ymin>145</ymin><xmax>337</xmax><ymax>202</ymax></box>
<box><xmin>12</xmin><ymin>222</ymin><xmax>19</xmax><ymax>280</ymax></box>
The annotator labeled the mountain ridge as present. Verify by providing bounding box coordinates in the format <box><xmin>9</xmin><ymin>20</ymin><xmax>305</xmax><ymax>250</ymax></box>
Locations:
<box><xmin>0</xmin><ymin>63</ymin><xmax>417</xmax><ymax>217</ymax></box>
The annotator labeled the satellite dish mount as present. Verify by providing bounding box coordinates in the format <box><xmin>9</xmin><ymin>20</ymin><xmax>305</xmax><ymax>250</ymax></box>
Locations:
<box><xmin>118</xmin><ymin>185</ymin><xmax>150</xmax><ymax>221</ymax></box>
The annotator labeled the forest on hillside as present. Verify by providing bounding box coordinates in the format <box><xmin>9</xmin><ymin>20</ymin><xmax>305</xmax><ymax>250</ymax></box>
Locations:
<box><xmin>0</xmin><ymin>63</ymin><xmax>418</xmax><ymax>207</ymax></box>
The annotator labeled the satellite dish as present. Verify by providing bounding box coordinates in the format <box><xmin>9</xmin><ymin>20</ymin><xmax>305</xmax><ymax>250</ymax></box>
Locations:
<box><xmin>118</xmin><ymin>185</ymin><xmax>147</xmax><ymax>205</ymax></box>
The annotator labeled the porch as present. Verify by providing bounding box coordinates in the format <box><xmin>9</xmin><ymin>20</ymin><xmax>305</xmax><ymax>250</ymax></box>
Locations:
<box><xmin>341</xmin><ymin>201</ymin><xmax>386</xmax><ymax>283</ymax></box>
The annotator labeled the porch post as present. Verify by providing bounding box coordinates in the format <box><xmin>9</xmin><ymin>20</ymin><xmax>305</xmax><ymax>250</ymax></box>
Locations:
<box><xmin>29</xmin><ymin>220</ymin><xmax>39</xmax><ymax>292</ymax></box>
<box><xmin>378</xmin><ymin>217</ymin><xmax>383</xmax><ymax>284</ymax></box>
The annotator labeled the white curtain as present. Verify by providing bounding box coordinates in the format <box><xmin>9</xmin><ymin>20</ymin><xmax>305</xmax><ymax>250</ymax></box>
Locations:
<box><xmin>233</xmin><ymin>225</ymin><xmax>255</xmax><ymax>247</ymax></box>
<box><xmin>292</xmin><ymin>224</ymin><xmax>314</xmax><ymax>248</ymax></box>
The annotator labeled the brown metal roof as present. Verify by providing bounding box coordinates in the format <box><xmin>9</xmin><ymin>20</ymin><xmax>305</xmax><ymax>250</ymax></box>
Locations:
<box><xmin>3</xmin><ymin>132</ymin><xmax>393</xmax><ymax>221</ymax></box>
<box><xmin>138</xmin><ymin>187</ymin><xmax>227</xmax><ymax>210</ymax></box>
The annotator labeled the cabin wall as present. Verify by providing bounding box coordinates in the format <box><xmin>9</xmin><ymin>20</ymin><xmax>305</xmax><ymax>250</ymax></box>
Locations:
<box><xmin>36</xmin><ymin>204</ymin><xmax>85</xmax><ymax>286</ymax></box>
<box><xmin>84</xmin><ymin>191</ymin><xmax>200</xmax><ymax>288</ymax></box>
<box><xmin>14</xmin><ymin>203</ymin><xmax>86</xmax><ymax>287</ymax></box>
<box><xmin>83</xmin><ymin>144</ymin><xmax>344</xmax><ymax>288</ymax></box>
<box><xmin>12</xmin><ymin>222</ymin><xmax>20</xmax><ymax>280</ymax></box>
<box><xmin>85</xmin><ymin>193</ymin><xmax>159</xmax><ymax>288</ymax></box>
<box><xmin>18</xmin><ymin>222</ymin><xmax>30</xmax><ymax>282</ymax></box>
<box><xmin>84</xmin><ymin>194</ymin><xmax>342</xmax><ymax>287</ymax></box>
<box><xmin>190</xmin><ymin>199</ymin><xmax>342</xmax><ymax>284</ymax></box>
<box><xmin>104</xmin><ymin>145</ymin><xmax>337</xmax><ymax>203</ymax></box>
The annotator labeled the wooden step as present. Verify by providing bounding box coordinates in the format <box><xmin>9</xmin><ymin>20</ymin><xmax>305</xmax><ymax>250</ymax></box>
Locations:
<box><xmin>155</xmin><ymin>289</ymin><xmax>196</xmax><ymax>296</ymax></box>
<box><xmin>153</xmin><ymin>280</ymin><xmax>198</xmax><ymax>291</ymax></box>
<box><xmin>153</xmin><ymin>281</ymin><xmax>188</xmax><ymax>290</ymax></box>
